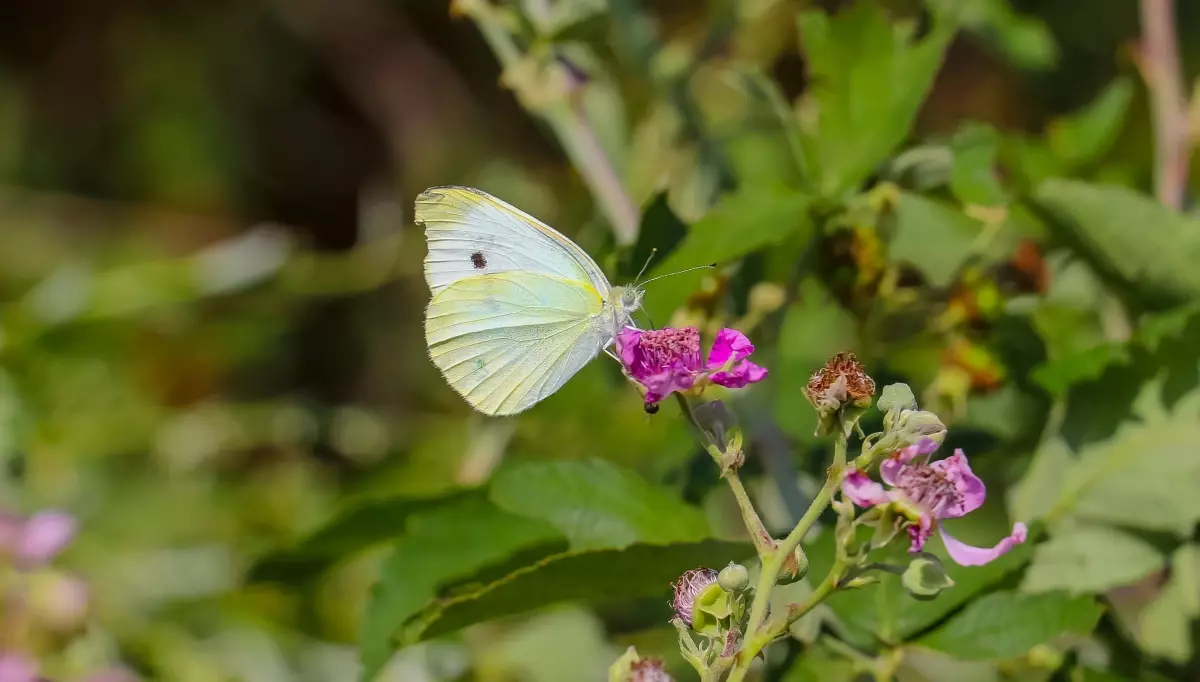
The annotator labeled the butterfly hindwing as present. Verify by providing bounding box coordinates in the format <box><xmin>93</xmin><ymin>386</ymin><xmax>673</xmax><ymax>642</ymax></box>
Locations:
<box><xmin>425</xmin><ymin>270</ymin><xmax>607</xmax><ymax>416</ymax></box>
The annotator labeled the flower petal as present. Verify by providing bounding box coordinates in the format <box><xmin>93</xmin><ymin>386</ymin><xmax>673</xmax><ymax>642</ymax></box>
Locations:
<box><xmin>642</xmin><ymin>371</ymin><xmax>697</xmax><ymax>405</ymax></box>
<box><xmin>615</xmin><ymin>326</ymin><xmax>644</xmax><ymax>370</ymax></box>
<box><xmin>705</xmin><ymin>328</ymin><xmax>755</xmax><ymax>371</ymax></box>
<box><xmin>842</xmin><ymin>471</ymin><xmax>889</xmax><ymax>507</ymax></box>
<box><xmin>930</xmin><ymin>449</ymin><xmax>986</xmax><ymax>518</ymax></box>
<box><xmin>939</xmin><ymin>522</ymin><xmax>1028</xmax><ymax>567</ymax></box>
<box><xmin>711</xmin><ymin>360</ymin><xmax>768</xmax><ymax>389</ymax></box>
<box><xmin>907</xmin><ymin>516</ymin><xmax>933</xmax><ymax>553</ymax></box>
<box><xmin>881</xmin><ymin>438</ymin><xmax>941</xmax><ymax>486</ymax></box>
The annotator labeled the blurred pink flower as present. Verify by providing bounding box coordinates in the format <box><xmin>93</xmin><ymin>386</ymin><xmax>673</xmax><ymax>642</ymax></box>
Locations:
<box><xmin>0</xmin><ymin>652</ymin><xmax>37</xmax><ymax>682</ymax></box>
<box><xmin>842</xmin><ymin>439</ymin><xmax>1027</xmax><ymax>566</ymax></box>
<box><xmin>615</xmin><ymin>327</ymin><xmax>767</xmax><ymax>406</ymax></box>
<box><xmin>14</xmin><ymin>511</ymin><xmax>77</xmax><ymax>567</ymax></box>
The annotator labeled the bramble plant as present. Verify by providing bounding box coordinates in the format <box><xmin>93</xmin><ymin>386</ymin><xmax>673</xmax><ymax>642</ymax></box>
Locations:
<box><xmin>608</xmin><ymin>347</ymin><xmax>1026</xmax><ymax>682</ymax></box>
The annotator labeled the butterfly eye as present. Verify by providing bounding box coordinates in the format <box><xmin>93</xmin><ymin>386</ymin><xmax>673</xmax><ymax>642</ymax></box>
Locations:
<box><xmin>470</xmin><ymin>252</ymin><xmax>487</xmax><ymax>269</ymax></box>
<box><xmin>644</xmin><ymin>403</ymin><xmax>660</xmax><ymax>415</ymax></box>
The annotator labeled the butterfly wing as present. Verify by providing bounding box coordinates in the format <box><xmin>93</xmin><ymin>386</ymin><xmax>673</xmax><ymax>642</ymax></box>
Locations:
<box><xmin>426</xmin><ymin>270</ymin><xmax>608</xmax><ymax>416</ymax></box>
<box><xmin>417</xmin><ymin>186</ymin><xmax>611</xmax><ymax>297</ymax></box>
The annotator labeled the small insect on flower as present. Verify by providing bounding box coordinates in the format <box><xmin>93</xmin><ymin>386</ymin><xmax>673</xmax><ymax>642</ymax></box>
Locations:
<box><xmin>615</xmin><ymin>327</ymin><xmax>767</xmax><ymax>409</ymax></box>
<box><xmin>842</xmin><ymin>439</ymin><xmax>1026</xmax><ymax>566</ymax></box>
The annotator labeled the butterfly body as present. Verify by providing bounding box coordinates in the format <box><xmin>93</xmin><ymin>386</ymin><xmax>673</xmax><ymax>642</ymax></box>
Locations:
<box><xmin>418</xmin><ymin>186</ymin><xmax>642</xmax><ymax>416</ymax></box>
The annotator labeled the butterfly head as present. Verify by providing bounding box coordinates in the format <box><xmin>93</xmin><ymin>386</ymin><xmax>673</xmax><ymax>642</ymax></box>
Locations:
<box><xmin>612</xmin><ymin>285</ymin><xmax>645</xmax><ymax>316</ymax></box>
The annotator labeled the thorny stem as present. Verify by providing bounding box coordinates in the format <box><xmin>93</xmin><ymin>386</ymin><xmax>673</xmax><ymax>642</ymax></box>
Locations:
<box><xmin>1138</xmin><ymin>0</ymin><xmax>1192</xmax><ymax>209</ymax></box>
<box><xmin>457</xmin><ymin>0</ymin><xmax>640</xmax><ymax>244</ymax></box>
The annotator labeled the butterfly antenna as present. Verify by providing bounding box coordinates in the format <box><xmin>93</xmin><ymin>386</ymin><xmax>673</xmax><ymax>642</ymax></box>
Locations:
<box><xmin>638</xmin><ymin>263</ymin><xmax>718</xmax><ymax>286</ymax></box>
<box><xmin>632</xmin><ymin>248</ymin><xmax>657</xmax><ymax>287</ymax></box>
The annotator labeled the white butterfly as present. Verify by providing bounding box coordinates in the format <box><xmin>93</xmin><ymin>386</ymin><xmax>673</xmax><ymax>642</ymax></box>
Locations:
<box><xmin>418</xmin><ymin>186</ymin><xmax>644</xmax><ymax>416</ymax></box>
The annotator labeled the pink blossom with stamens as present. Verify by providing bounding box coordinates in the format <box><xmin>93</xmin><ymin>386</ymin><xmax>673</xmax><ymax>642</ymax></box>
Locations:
<box><xmin>842</xmin><ymin>439</ymin><xmax>1026</xmax><ymax>566</ymax></box>
<box><xmin>615</xmin><ymin>327</ymin><xmax>767</xmax><ymax>406</ymax></box>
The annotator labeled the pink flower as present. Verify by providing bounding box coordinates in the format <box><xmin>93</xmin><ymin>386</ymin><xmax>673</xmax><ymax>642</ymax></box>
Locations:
<box><xmin>15</xmin><ymin>511</ymin><xmax>76</xmax><ymax>567</ymax></box>
<box><xmin>842</xmin><ymin>439</ymin><xmax>1027</xmax><ymax>566</ymax></box>
<box><xmin>0</xmin><ymin>652</ymin><xmax>37</xmax><ymax>682</ymax></box>
<box><xmin>615</xmin><ymin>327</ymin><xmax>767</xmax><ymax>406</ymax></box>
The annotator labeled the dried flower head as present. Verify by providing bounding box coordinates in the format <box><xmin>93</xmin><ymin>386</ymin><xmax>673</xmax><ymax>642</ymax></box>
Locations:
<box><xmin>671</xmin><ymin>567</ymin><xmax>718</xmax><ymax>626</ymax></box>
<box><xmin>805</xmin><ymin>352</ymin><xmax>875</xmax><ymax>409</ymax></box>
<box><xmin>627</xmin><ymin>658</ymin><xmax>674</xmax><ymax>682</ymax></box>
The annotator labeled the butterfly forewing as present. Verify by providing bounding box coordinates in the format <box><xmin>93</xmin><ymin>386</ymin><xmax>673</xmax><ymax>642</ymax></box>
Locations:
<box><xmin>417</xmin><ymin>186</ymin><xmax>610</xmax><ymax>297</ymax></box>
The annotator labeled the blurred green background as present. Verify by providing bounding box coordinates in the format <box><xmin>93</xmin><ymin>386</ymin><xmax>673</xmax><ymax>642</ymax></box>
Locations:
<box><xmin>2</xmin><ymin>1</ymin><xmax>1200</xmax><ymax>681</ymax></box>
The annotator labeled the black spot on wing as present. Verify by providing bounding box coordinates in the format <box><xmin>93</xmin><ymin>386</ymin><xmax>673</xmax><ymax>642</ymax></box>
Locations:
<box><xmin>470</xmin><ymin>251</ymin><xmax>487</xmax><ymax>269</ymax></box>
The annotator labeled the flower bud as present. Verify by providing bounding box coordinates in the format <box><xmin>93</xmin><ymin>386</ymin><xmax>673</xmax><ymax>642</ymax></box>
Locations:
<box><xmin>717</xmin><ymin>562</ymin><xmax>749</xmax><ymax>592</ymax></box>
<box><xmin>896</xmin><ymin>409</ymin><xmax>947</xmax><ymax>444</ymax></box>
<box><xmin>778</xmin><ymin>546</ymin><xmax>809</xmax><ymax>584</ymax></box>
<box><xmin>901</xmin><ymin>555</ymin><xmax>954</xmax><ymax>600</ymax></box>
<box><xmin>671</xmin><ymin>567</ymin><xmax>718</xmax><ymax>628</ymax></box>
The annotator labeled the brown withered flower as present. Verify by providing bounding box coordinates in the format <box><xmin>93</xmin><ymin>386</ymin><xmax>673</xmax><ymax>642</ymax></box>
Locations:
<box><xmin>804</xmin><ymin>352</ymin><xmax>875</xmax><ymax>410</ymax></box>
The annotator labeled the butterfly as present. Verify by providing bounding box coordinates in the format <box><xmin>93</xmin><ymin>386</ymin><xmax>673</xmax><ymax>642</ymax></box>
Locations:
<box><xmin>418</xmin><ymin>186</ymin><xmax>645</xmax><ymax>416</ymax></box>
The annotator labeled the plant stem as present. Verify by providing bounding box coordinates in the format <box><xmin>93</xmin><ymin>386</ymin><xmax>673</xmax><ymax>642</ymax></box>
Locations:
<box><xmin>725</xmin><ymin>471</ymin><xmax>776</xmax><ymax>558</ymax></box>
<box><xmin>1138</xmin><ymin>0</ymin><xmax>1192</xmax><ymax>209</ymax></box>
<box><xmin>672</xmin><ymin>394</ymin><xmax>775</xmax><ymax>558</ymax></box>
<box><xmin>724</xmin><ymin>431</ymin><xmax>847</xmax><ymax>680</ymax></box>
<box><xmin>459</xmin><ymin>0</ymin><xmax>640</xmax><ymax>244</ymax></box>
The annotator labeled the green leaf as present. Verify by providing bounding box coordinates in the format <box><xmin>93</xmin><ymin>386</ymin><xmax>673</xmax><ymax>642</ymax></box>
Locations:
<box><xmin>643</xmin><ymin>187</ymin><xmax>813</xmax><ymax>321</ymax></box>
<box><xmin>773</xmin><ymin>279</ymin><xmax>858</xmax><ymax>440</ymax></box>
<box><xmin>249</xmin><ymin>490</ymin><xmax>473</xmax><ymax>584</ymax></box>
<box><xmin>1045</xmin><ymin>379</ymin><xmax>1200</xmax><ymax>534</ymax></box>
<box><xmin>889</xmin><ymin>192</ymin><xmax>982</xmax><ymax>287</ymax></box>
<box><xmin>927</xmin><ymin>0</ymin><xmax>1057</xmax><ymax>70</ymax></box>
<box><xmin>1030</xmin><ymin>343</ymin><xmax>1131</xmax><ymax>397</ymax></box>
<box><xmin>407</xmin><ymin>540</ymin><xmax>751</xmax><ymax>644</ymax></box>
<box><xmin>1021</xmin><ymin>524</ymin><xmax>1163</xmax><ymax>595</ymax></box>
<box><xmin>358</xmin><ymin>495</ymin><xmax>563</xmax><ymax>682</ymax></box>
<box><xmin>809</xmin><ymin>527</ymin><xmax>1033</xmax><ymax>648</ymax></box>
<box><xmin>782</xmin><ymin>641</ymin><xmax>857</xmax><ymax>682</ymax></box>
<box><xmin>1047</xmin><ymin>77</ymin><xmax>1134</xmax><ymax>168</ymax></box>
<box><xmin>918</xmin><ymin>590</ymin><xmax>1103</xmax><ymax>660</ymax></box>
<box><xmin>1008</xmin><ymin>437</ymin><xmax>1073</xmax><ymax>523</ymax></box>
<box><xmin>1115</xmin><ymin>543</ymin><xmax>1200</xmax><ymax>664</ymax></box>
<box><xmin>950</xmin><ymin>124</ymin><xmax>1007</xmax><ymax>206</ymax></box>
<box><xmin>797</xmin><ymin>2</ymin><xmax>956</xmax><ymax>197</ymax></box>
<box><xmin>489</xmin><ymin>459</ymin><xmax>710</xmax><ymax>550</ymax></box>
<box><xmin>1032</xmin><ymin>179</ymin><xmax>1200</xmax><ymax>302</ymax></box>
